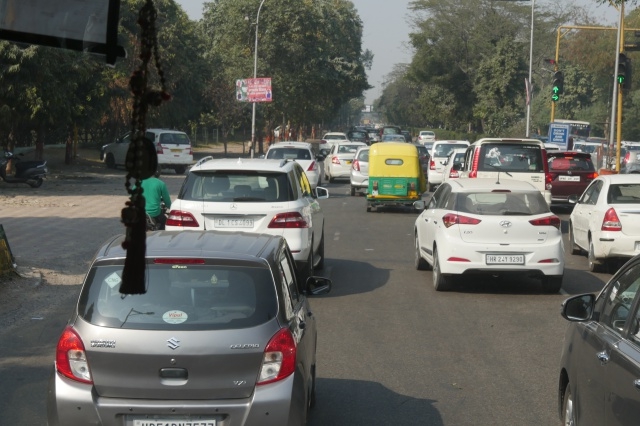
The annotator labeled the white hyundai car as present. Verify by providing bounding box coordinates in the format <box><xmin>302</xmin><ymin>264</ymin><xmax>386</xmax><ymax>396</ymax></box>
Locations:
<box><xmin>414</xmin><ymin>178</ymin><xmax>564</xmax><ymax>292</ymax></box>
<box><xmin>264</xmin><ymin>141</ymin><xmax>323</xmax><ymax>188</ymax></box>
<box><xmin>568</xmin><ymin>174</ymin><xmax>640</xmax><ymax>272</ymax></box>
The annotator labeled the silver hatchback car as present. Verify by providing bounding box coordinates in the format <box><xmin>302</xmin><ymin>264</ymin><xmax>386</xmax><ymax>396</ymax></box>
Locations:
<box><xmin>48</xmin><ymin>231</ymin><xmax>331</xmax><ymax>426</ymax></box>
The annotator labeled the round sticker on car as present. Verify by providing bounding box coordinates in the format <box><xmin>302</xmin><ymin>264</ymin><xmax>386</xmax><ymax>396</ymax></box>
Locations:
<box><xmin>162</xmin><ymin>310</ymin><xmax>188</xmax><ymax>324</ymax></box>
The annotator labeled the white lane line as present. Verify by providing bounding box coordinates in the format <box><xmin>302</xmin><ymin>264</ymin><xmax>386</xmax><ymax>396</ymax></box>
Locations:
<box><xmin>334</xmin><ymin>232</ymin><xmax>340</xmax><ymax>241</ymax></box>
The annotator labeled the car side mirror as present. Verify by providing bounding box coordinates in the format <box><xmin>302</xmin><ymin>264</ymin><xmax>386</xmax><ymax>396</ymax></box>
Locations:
<box><xmin>568</xmin><ymin>194</ymin><xmax>579</xmax><ymax>204</ymax></box>
<box><xmin>561</xmin><ymin>294</ymin><xmax>595</xmax><ymax>321</ymax></box>
<box><xmin>413</xmin><ymin>200</ymin><xmax>426</xmax><ymax>210</ymax></box>
<box><xmin>314</xmin><ymin>187</ymin><xmax>329</xmax><ymax>199</ymax></box>
<box><xmin>306</xmin><ymin>276</ymin><xmax>332</xmax><ymax>295</ymax></box>
<box><xmin>452</xmin><ymin>163</ymin><xmax>462</xmax><ymax>171</ymax></box>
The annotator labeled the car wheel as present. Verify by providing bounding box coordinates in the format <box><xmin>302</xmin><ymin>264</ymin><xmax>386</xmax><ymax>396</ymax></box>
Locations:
<box><xmin>316</xmin><ymin>231</ymin><xmax>325</xmax><ymax>270</ymax></box>
<box><xmin>329</xmin><ymin>176</ymin><xmax>335</xmax><ymax>183</ymax></box>
<box><xmin>432</xmin><ymin>247</ymin><xmax>451</xmax><ymax>291</ymax></box>
<box><xmin>105</xmin><ymin>153</ymin><xmax>116</xmax><ymax>169</ymax></box>
<box><xmin>174</xmin><ymin>166</ymin><xmax>186</xmax><ymax>175</ymax></box>
<box><xmin>568</xmin><ymin>223</ymin><xmax>581</xmax><ymax>255</ymax></box>
<box><xmin>350</xmin><ymin>186</ymin><xmax>355</xmax><ymax>196</ymax></box>
<box><xmin>562</xmin><ymin>383</ymin><xmax>576</xmax><ymax>426</ymax></box>
<box><xmin>543</xmin><ymin>275</ymin><xmax>563</xmax><ymax>293</ymax></box>
<box><xmin>428</xmin><ymin>182</ymin><xmax>435</xmax><ymax>192</ymax></box>
<box><xmin>415</xmin><ymin>234</ymin><xmax>430</xmax><ymax>271</ymax></box>
<box><xmin>309</xmin><ymin>365</ymin><xmax>317</xmax><ymax>410</ymax></box>
<box><xmin>588</xmin><ymin>238</ymin><xmax>604</xmax><ymax>273</ymax></box>
<box><xmin>298</xmin><ymin>245</ymin><xmax>314</xmax><ymax>285</ymax></box>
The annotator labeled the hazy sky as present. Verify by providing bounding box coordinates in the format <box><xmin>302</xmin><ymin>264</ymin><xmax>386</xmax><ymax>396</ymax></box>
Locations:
<box><xmin>176</xmin><ymin>0</ymin><xmax>622</xmax><ymax>104</ymax></box>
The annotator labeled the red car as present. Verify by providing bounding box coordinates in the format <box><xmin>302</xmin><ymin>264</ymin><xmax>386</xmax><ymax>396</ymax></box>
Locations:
<box><xmin>547</xmin><ymin>151</ymin><xmax>598</xmax><ymax>206</ymax></box>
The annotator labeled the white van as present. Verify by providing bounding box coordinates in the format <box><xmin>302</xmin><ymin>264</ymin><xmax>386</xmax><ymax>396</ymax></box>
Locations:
<box><xmin>458</xmin><ymin>138</ymin><xmax>552</xmax><ymax>205</ymax></box>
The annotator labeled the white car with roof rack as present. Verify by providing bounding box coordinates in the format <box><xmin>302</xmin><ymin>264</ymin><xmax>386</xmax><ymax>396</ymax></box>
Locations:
<box><xmin>165</xmin><ymin>157</ymin><xmax>329</xmax><ymax>282</ymax></box>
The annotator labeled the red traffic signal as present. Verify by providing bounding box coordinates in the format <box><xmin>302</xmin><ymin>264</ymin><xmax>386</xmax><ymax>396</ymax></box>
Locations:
<box><xmin>544</xmin><ymin>59</ymin><xmax>556</xmax><ymax>65</ymax></box>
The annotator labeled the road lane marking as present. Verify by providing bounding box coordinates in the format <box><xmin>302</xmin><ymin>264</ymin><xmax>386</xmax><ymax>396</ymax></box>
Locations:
<box><xmin>334</xmin><ymin>232</ymin><xmax>340</xmax><ymax>241</ymax></box>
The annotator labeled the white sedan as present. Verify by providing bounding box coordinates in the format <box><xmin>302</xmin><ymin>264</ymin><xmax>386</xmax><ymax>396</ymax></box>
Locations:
<box><xmin>414</xmin><ymin>178</ymin><xmax>564</xmax><ymax>292</ymax></box>
<box><xmin>324</xmin><ymin>141</ymin><xmax>366</xmax><ymax>182</ymax></box>
<box><xmin>568</xmin><ymin>174</ymin><xmax>640</xmax><ymax>272</ymax></box>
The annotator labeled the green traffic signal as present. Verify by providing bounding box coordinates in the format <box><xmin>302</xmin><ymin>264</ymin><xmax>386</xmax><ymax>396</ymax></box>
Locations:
<box><xmin>551</xmin><ymin>71</ymin><xmax>564</xmax><ymax>102</ymax></box>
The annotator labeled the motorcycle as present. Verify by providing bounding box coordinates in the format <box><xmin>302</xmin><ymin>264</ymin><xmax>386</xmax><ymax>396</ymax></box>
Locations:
<box><xmin>145</xmin><ymin>201</ymin><xmax>167</xmax><ymax>231</ymax></box>
<box><xmin>0</xmin><ymin>150</ymin><xmax>48</xmax><ymax>188</ymax></box>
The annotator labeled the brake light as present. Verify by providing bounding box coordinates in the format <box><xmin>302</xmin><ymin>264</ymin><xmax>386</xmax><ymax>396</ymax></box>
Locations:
<box><xmin>529</xmin><ymin>215</ymin><xmax>560</xmax><ymax>230</ymax></box>
<box><xmin>602</xmin><ymin>208</ymin><xmax>622</xmax><ymax>231</ymax></box>
<box><xmin>469</xmin><ymin>146</ymin><xmax>481</xmax><ymax>178</ymax></box>
<box><xmin>156</xmin><ymin>144</ymin><xmax>164</xmax><ymax>155</ymax></box>
<box><xmin>443</xmin><ymin>213</ymin><xmax>482</xmax><ymax>228</ymax></box>
<box><xmin>429</xmin><ymin>160</ymin><xmax>436</xmax><ymax>170</ymax></box>
<box><xmin>56</xmin><ymin>327</ymin><xmax>92</xmax><ymax>384</ymax></box>
<box><xmin>352</xmin><ymin>160</ymin><xmax>361</xmax><ymax>171</ymax></box>
<box><xmin>307</xmin><ymin>161</ymin><xmax>317</xmax><ymax>172</ymax></box>
<box><xmin>257</xmin><ymin>328</ymin><xmax>296</xmax><ymax>386</ymax></box>
<box><xmin>448</xmin><ymin>257</ymin><xmax>471</xmax><ymax>262</ymax></box>
<box><xmin>545</xmin><ymin>173</ymin><xmax>554</xmax><ymax>187</ymax></box>
<box><xmin>586</xmin><ymin>172</ymin><xmax>598</xmax><ymax>180</ymax></box>
<box><xmin>154</xmin><ymin>258</ymin><xmax>205</xmax><ymax>264</ymax></box>
<box><xmin>548</xmin><ymin>173</ymin><xmax>558</xmax><ymax>182</ymax></box>
<box><xmin>166</xmin><ymin>210</ymin><xmax>199</xmax><ymax>227</ymax></box>
<box><xmin>624</xmin><ymin>152</ymin><xmax>630</xmax><ymax>165</ymax></box>
<box><xmin>331</xmin><ymin>156</ymin><xmax>340</xmax><ymax>165</ymax></box>
<box><xmin>449</xmin><ymin>169</ymin><xmax>459</xmax><ymax>179</ymax></box>
<box><xmin>188</xmin><ymin>146</ymin><xmax>193</xmax><ymax>155</ymax></box>
<box><xmin>268</xmin><ymin>212</ymin><xmax>309</xmax><ymax>228</ymax></box>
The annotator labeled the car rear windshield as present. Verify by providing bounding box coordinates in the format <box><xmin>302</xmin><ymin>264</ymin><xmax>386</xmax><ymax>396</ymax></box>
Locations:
<box><xmin>548</xmin><ymin>155</ymin><xmax>595</xmax><ymax>172</ymax></box>
<box><xmin>266</xmin><ymin>148</ymin><xmax>312</xmax><ymax>160</ymax></box>
<box><xmin>179</xmin><ymin>171</ymin><xmax>293</xmax><ymax>202</ymax></box>
<box><xmin>455</xmin><ymin>191</ymin><xmax>549</xmax><ymax>215</ymax></box>
<box><xmin>157</xmin><ymin>132</ymin><xmax>191</xmax><ymax>145</ymax></box>
<box><xmin>433</xmin><ymin>143</ymin><xmax>468</xmax><ymax>157</ymax></box>
<box><xmin>478</xmin><ymin>143</ymin><xmax>544</xmax><ymax>173</ymax></box>
<box><xmin>608</xmin><ymin>184</ymin><xmax>640</xmax><ymax>203</ymax></box>
<box><xmin>77</xmin><ymin>263</ymin><xmax>279</xmax><ymax>330</ymax></box>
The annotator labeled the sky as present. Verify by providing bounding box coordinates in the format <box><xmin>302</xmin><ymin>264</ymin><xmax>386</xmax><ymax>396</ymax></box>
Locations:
<box><xmin>176</xmin><ymin>0</ymin><xmax>622</xmax><ymax>105</ymax></box>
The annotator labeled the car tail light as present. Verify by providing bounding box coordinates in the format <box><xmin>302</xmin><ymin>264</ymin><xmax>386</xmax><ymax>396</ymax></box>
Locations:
<box><xmin>529</xmin><ymin>215</ymin><xmax>560</xmax><ymax>230</ymax></box>
<box><xmin>268</xmin><ymin>212</ymin><xmax>309</xmax><ymax>228</ymax></box>
<box><xmin>307</xmin><ymin>161</ymin><xmax>317</xmax><ymax>171</ymax></box>
<box><xmin>154</xmin><ymin>258</ymin><xmax>205</xmax><ymax>264</ymax></box>
<box><xmin>469</xmin><ymin>147</ymin><xmax>481</xmax><ymax>178</ymax></box>
<box><xmin>166</xmin><ymin>210</ymin><xmax>199</xmax><ymax>227</ymax></box>
<box><xmin>602</xmin><ymin>208</ymin><xmax>622</xmax><ymax>231</ymax></box>
<box><xmin>257</xmin><ymin>328</ymin><xmax>296</xmax><ymax>386</ymax></box>
<box><xmin>624</xmin><ymin>151</ymin><xmax>631</xmax><ymax>165</ymax></box>
<box><xmin>448</xmin><ymin>257</ymin><xmax>470</xmax><ymax>262</ymax></box>
<box><xmin>548</xmin><ymin>173</ymin><xmax>558</xmax><ymax>182</ymax></box>
<box><xmin>156</xmin><ymin>144</ymin><xmax>165</xmax><ymax>154</ymax></box>
<box><xmin>188</xmin><ymin>146</ymin><xmax>193</xmax><ymax>155</ymax></box>
<box><xmin>56</xmin><ymin>327</ymin><xmax>92</xmax><ymax>384</ymax></box>
<box><xmin>545</xmin><ymin>173</ymin><xmax>554</xmax><ymax>188</ymax></box>
<box><xmin>429</xmin><ymin>160</ymin><xmax>436</xmax><ymax>170</ymax></box>
<box><xmin>586</xmin><ymin>172</ymin><xmax>598</xmax><ymax>180</ymax></box>
<box><xmin>443</xmin><ymin>213</ymin><xmax>481</xmax><ymax>228</ymax></box>
<box><xmin>332</xmin><ymin>156</ymin><xmax>340</xmax><ymax>165</ymax></box>
<box><xmin>538</xmin><ymin>258</ymin><xmax>560</xmax><ymax>263</ymax></box>
<box><xmin>449</xmin><ymin>169</ymin><xmax>459</xmax><ymax>179</ymax></box>
<box><xmin>352</xmin><ymin>160</ymin><xmax>361</xmax><ymax>171</ymax></box>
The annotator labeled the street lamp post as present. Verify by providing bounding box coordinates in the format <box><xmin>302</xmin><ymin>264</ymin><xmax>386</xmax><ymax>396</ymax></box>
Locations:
<box><xmin>250</xmin><ymin>0</ymin><xmax>266</xmax><ymax>159</ymax></box>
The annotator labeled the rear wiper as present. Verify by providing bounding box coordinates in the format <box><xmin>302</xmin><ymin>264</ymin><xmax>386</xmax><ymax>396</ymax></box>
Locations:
<box><xmin>233</xmin><ymin>197</ymin><xmax>265</xmax><ymax>202</ymax></box>
<box><xmin>500</xmin><ymin>211</ymin><xmax>530</xmax><ymax>216</ymax></box>
<box><xmin>121</xmin><ymin>308</ymin><xmax>154</xmax><ymax>328</ymax></box>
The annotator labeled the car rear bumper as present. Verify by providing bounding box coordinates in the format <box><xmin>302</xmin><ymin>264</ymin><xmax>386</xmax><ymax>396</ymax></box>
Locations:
<box><xmin>436</xmin><ymin>237</ymin><xmax>565</xmax><ymax>276</ymax></box>
<box><xmin>594</xmin><ymin>232</ymin><xmax>640</xmax><ymax>259</ymax></box>
<box><xmin>48</xmin><ymin>371</ymin><xmax>299</xmax><ymax>426</ymax></box>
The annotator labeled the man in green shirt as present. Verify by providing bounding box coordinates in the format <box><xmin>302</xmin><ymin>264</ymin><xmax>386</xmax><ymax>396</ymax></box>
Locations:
<box><xmin>141</xmin><ymin>171</ymin><xmax>172</xmax><ymax>230</ymax></box>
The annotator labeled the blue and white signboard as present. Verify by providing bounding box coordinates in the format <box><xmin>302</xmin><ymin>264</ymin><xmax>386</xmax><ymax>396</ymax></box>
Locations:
<box><xmin>548</xmin><ymin>123</ymin><xmax>570</xmax><ymax>150</ymax></box>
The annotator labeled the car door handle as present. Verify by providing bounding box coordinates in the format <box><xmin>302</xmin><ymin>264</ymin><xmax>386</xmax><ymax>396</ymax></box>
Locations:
<box><xmin>597</xmin><ymin>351</ymin><xmax>610</xmax><ymax>364</ymax></box>
<box><xmin>299</xmin><ymin>321</ymin><xmax>306</xmax><ymax>330</ymax></box>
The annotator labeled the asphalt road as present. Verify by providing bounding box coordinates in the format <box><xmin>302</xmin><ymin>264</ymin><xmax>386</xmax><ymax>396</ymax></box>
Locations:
<box><xmin>0</xmin><ymin>167</ymin><xmax>609</xmax><ymax>426</ymax></box>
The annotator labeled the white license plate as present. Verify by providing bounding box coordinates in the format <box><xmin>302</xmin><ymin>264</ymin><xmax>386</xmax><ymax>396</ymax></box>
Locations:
<box><xmin>486</xmin><ymin>254</ymin><xmax>525</xmax><ymax>265</ymax></box>
<box><xmin>558</xmin><ymin>176</ymin><xmax>580</xmax><ymax>182</ymax></box>
<box><xmin>214</xmin><ymin>218</ymin><xmax>253</xmax><ymax>228</ymax></box>
<box><xmin>133</xmin><ymin>420</ymin><xmax>216</xmax><ymax>426</ymax></box>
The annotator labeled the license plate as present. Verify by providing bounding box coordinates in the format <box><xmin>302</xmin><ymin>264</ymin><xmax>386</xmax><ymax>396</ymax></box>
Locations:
<box><xmin>345</xmin><ymin>160</ymin><xmax>352</xmax><ymax>165</ymax></box>
<box><xmin>133</xmin><ymin>420</ymin><xmax>216</xmax><ymax>426</ymax></box>
<box><xmin>214</xmin><ymin>218</ymin><xmax>253</xmax><ymax>228</ymax></box>
<box><xmin>171</xmin><ymin>148</ymin><xmax>182</xmax><ymax>153</ymax></box>
<box><xmin>558</xmin><ymin>176</ymin><xmax>580</xmax><ymax>182</ymax></box>
<box><xmin>486</xmin><ymin>254</ymin><xmax>525</xmax><ymax>265</ymax></box>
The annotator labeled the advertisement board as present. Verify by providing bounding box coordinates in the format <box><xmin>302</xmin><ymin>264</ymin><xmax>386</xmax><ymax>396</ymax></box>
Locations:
<box><xmin>236</xmin><ymin>78</ymin><xmax>273</xmax><ymax>102</ymax></box>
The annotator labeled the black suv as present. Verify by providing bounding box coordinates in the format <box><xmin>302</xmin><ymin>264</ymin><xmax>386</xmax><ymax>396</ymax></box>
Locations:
<box><xmin>347</xmin><ymin>129</ymin><xmax>370</xmax><ymax>145</ymax></box>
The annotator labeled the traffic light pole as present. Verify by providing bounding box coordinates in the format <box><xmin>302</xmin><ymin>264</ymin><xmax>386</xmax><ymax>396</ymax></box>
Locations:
<box><xmin>610</xmin><ymin>3</ymin><xmax>623</xmax><ymax>172</ymax></box>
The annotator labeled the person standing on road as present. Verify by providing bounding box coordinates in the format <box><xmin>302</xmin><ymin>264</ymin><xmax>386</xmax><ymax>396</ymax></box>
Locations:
<box><xmin>141</xmin><ymin>171</ymin><xmax>171</xmax><ymax>230</ymax></box>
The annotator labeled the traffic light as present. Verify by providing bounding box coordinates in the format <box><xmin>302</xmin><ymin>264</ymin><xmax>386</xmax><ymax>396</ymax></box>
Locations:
<box><xmin>618</xmin><ymin>53</ymin><xmax>628</xmax><ymax>86</ymax></box>
<box><xmin>618</xmin><ymin>53</ymin><xmax>632</xmax><ymax>91</ymax></box>
<box><xmin>552</xmin><ymin>71</ymin><xmax>564</xmax><ymax>102</ymax></box>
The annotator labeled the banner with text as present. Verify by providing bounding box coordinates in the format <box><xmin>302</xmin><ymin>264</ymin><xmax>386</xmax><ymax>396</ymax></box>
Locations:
<box><xmin>236</xmin><ymin>78</ymin><xmax>273</xmax><ymax>102</ymax></box>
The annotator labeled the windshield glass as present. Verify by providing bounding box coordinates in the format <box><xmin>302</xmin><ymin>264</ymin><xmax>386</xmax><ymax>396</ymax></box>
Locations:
<box><xmin>78</xmin><ymin>264</ymin><xmax>278</xmax><ymax>330</ymax></box>
<box><xmin>478</xmin><ymin>143</ymin><xmax>544</xmax><ymax>173</ymax></box>
<box><xmin>179</xmin><ymin>171</ymin><xmax>292</xmax><ymax>202</ymax></box>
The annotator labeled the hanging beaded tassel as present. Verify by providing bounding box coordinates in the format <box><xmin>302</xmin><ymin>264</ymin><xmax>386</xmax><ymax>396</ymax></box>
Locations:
<box><xmin>120</xmin><ymin>0</ymin><xmax>171</xmax><ymax>295</ymax></box>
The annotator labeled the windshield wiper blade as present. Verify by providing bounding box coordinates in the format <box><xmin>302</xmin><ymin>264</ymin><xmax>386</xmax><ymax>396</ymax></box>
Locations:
<box><xmin>121</xmin><ymin>308</ymin><xmax>154</xmax><ymax>328</ymax></box>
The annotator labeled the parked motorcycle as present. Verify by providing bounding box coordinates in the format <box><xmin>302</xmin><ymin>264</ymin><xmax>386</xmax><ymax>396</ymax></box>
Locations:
<box><xmin>0</xmin><ymin>150</ymin><xmax>48</xmax><ymax>188</ymax></box>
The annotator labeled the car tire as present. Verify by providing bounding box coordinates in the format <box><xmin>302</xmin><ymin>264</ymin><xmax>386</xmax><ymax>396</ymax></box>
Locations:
<box><xmin>309</xmin><ymin>365</ymin><xmax>317</xmax><ymax>410</ymax></box>
<box><xmin>316</xmin><ymin>231</ymin><xmax>325</xmax><ymax>270</ymax></box>
<box><xmin>543</xmin><ymin>275</ymin><xmax>563</xmax><ymax>293</ymax></box>
<box><xmin>428</xmin><ymin>182</ymin><xmax>435</xmax><ymax>192</ymax></box>
<box><xmin>105</xmin><ymin>153</ymin><xmax>116</xmax><ymax>169</ymax></box>
<box><xmin>588</xmin><ymin>238</ymin><xmax>604</xmax><ymax>273</ymax></box>
<box><xmin>174</xmin><ymin>166</ymin><xmax>186</xmax><ymax>175</ymax></box>
<box><xmin>350</xmin><ymin>186</ymin><xmax>355</xmax><ymax>196</ymax></box>
<box><xmin>366</xmin><ymin>204</ymin><xmax>371</xmax><ymax>212</ymax></box>
<box><xmin>562</xmin><ymin>384</ymin><xmax>576</xmax><ymax>426</ymax></box>
<box><xmin>298</xmin><ymin>245</ymin><xmax>314</xmax><ymax>285</ymax></box>
<box><xmin>432</xmin><ymin>247</ymin><xmax>451</xmax><ymax>291</ymax></box>
<box><xmin>415</xmin><ymin>234</ymin><xmax>430</xmax><ymax>270</ymax></box>
<box><xmin>568</xmin><ymin>223</ymin><xmax>582</xmax><ymax>255</ymax></box>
